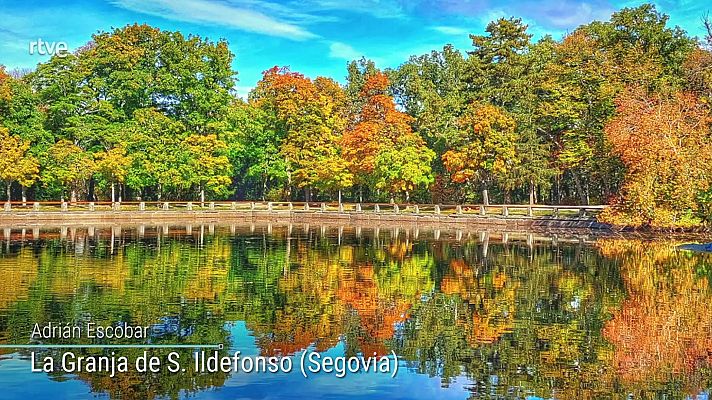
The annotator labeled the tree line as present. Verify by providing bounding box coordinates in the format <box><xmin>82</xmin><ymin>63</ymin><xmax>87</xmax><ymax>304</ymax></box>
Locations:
<box><xmin>1</xmin><ymin>4</ymin><xmax>711</xmax><ymax>227</ymax></box>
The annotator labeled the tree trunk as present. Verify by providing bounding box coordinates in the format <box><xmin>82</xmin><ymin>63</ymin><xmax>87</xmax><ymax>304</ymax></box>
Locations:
<box><xmin>71</xmin><ymin>189</ymin><xmax>77</xmax><ymax>204</ymax></box>
<box><xmin>5</xmin><ymin>182</ymin><xmax>10</xmax><ymax>204</ymax></box>
<box><xmin>111</xmin><ymin>183</ymin><xmax>116</xmax><ymax>203</ymax></box>
<box><xmin>405</xmin><ymin>190</ymin><xmax>410</xmax><ymax>203</ymax></box>
<box><xmin>157</xmin><ymin>184</ymin><xmax>162</xmax><ymax>202</ymax></box>
<box><xmin>22</xmin><ymin>186</ymin><xmax>27</xmax><ymax>206</ymax></box>
<box><xmin>338</xmin><ymin>189</ymin><xmax>342</xmax><ymax>205</ymax></box>
<box><xmin>529</xmin><ymin>179</ymin><xmax>535</xmax><ymax>205</ymax></box>
<box><xmin>88</xmin><ymin>177</ymin><xmax>95</xmax><ymax>202</ymax></box>
<box><xmin>306</xmin><ymin>187</ymin><xmax>311</xmax><ymax>202</ymax></box>
<box><xmin>359</xmin><ymin>186</ymin><xmax>363</xmax><ymax>203</ymax></box>
<box><xmin>200</xmin><ymin>186</ymin><xmax>205</xmax><ymax>207</ymax></box>
<box><xmin>572</xmin><ymin>172</ymin><xmax>588</xmax><ymax>205</ymax></box>
<box><xmin>262</xmin><ymin>177</ymin><xmax>267</xmax><ymax>201</ymax></box>
<box><xmin>118</xmin><ymin>183</ymin><xmax>122</xmax><ymax>203</ymax></box>
<box><xmin>482</xmin><ymin>187</ymin><xmax>489</xmax><ymax>206</ymax></box>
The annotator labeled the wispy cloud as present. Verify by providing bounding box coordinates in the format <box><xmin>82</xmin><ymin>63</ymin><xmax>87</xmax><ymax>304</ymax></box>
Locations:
<box><xmin>519</xmin><ymin>0</ymin><xmax>614</xmax><ymax>28</ymax></box>
<box><xmin>431</xmin><ymin>26</ymin><xmax>469</xmax><ymax>35</ymax></box>
<box><xmin>328</xmin><ymin>41</ymin><xmax>362</xmax><ymax>60</ymax></box>
<box><xmin>110</xmin><ymin>0</ymin><xmax>318</xmax><ymax>40</ymax></box>
<box><xmin>307</xmin><ymin>0</ymin><xmax>408</xmax><ymax>19</ymax></box>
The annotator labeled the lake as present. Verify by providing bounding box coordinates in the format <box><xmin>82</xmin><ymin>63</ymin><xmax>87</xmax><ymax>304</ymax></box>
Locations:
<box><xmin>0</xmin><ymin>223</ymin><xmax>711</xmax><ymax>399</ymax></box>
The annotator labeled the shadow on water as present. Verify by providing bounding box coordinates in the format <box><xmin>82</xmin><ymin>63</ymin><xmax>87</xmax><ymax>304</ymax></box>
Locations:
<box><xmin>0</xmin><ymin>223</ymin><xmax>711</xmax><ymax>399</ymax></box>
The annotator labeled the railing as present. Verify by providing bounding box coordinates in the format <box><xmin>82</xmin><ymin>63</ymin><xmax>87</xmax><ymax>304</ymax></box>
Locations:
<box><xmin>1</xmin><ymin>200</ymin><xmax>607</xmax><ymax>218</ymax></box>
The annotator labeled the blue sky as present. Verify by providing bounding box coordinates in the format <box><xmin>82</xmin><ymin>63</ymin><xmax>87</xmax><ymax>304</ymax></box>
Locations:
<box><xmin>0</xmin><ymin>0</ymin><xmax>710</xmax><ymax>97</ymax></box>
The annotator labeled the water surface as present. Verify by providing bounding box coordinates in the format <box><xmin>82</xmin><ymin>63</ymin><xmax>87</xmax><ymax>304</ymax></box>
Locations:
<box><xmin>0</xmin><ymin>224</ymin><xmax>711</xmax><ymax>399</ymax></box>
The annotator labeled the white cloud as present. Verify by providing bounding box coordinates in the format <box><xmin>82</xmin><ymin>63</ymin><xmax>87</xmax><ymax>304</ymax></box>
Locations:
<box><xmin>110</xmin><ymin>0</ymin><xmax>318</xmax><ymax>40</ymax></box>
<box><xmin>308</xmin><ymin>0</ymin><xmax>407</xmax><ymax>19</ymax></box>
<box><xmin>431</xmin><ymin>26</ymin><xmax>469</xmax><ymax>35</ymax></box>
<box><xmin>328</xmin><ymin>41</ymin><xmax>361</xmax><ymax>60</ymax></box>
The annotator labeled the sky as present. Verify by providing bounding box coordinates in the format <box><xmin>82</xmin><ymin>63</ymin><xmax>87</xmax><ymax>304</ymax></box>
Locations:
<box><xmin>0</xmin><ymin>0</ymin><xmax>710</xmax><ymax>97</ymax></box>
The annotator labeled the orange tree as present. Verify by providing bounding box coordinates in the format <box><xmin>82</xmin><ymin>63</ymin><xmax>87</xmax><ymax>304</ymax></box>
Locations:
<box><xmin>342</xmin><ymin>72</ymin><xmax>434</xmax><ymax>202</ymax></box>
<box><xmin>600</xmin><ymin>88</ymin><xmax>712</xmax><ymax>227</ymax></box>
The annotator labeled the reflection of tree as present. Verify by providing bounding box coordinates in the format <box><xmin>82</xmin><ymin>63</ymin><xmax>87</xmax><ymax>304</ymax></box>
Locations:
<box><xmin>0</xmin><ymin>233</ymin><xmax>233</xmax><ymax>399</ymax></box>
<box><xmin>251</xmin><ymin>242</ymin><xmax>346</xmax><ymax>355</ymax></box>
<box><xmin>441</xmin><ymin>260</ymin><xmax>516</xmax><ymax>345</ymax></box>
<box><xmin>395</xmin><ymin>241</ymin><xmax>624</xmax><ymax>399</ymax></box>
<box><xmin>600</xmin><ymin>239</ymin><xmax>712</xmax><ymax>396</ymax></box>
<box><xmin>248</xmin><ymin>237</ymin><xmax>435</xmax><ymax>357</ymax></box>
<box><xmin>3</xmin><ymin>228</ymin><xmax>711</xmax><ymax>398</ymax></box>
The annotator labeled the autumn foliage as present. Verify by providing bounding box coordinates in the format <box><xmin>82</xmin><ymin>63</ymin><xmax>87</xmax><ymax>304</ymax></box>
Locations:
<box><xmin>342</xmin><ymin>72</ymin><xmax>434</xmax><ymax>199</ymax></box>
<box><xmin>600</xmin><ymin>89</ymin><xmax>712</xmax><ymax>227</ymax></box>
<box><xmin>600</xmin><ymin>239</ymin><xmax>712</xmax><ymax>394</ymax></box>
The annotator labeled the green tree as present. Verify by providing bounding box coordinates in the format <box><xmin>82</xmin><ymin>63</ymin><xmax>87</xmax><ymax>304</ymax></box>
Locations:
<box><xmin>41</xmin><ymin>139</ymin><xmax>94</xmax><ymax>203</ymax></box>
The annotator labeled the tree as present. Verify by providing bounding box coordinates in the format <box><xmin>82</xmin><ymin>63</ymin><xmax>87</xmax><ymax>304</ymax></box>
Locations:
<box><xmin>41</xmin><ymin>139</ymin><xmax>94</xmax><ymax>203</ymax></box>
<box><xmin>251</xmin><ymin>67</ymin><xmax>352</xmax><ymax>201</ymax></box>
<box><xmin>342</xmin><ymin>72</ymin><xmax>434</xmax><ymax>202</ymax></box>
<box><xmin>225</xmin><ymin>100</ymin><xmax>286</xmax><ymax>200</ymax></box>
<box><xmin>184</xmin><ymin>134</ymin><xmax>232</xmax><ymax>204</ymax></box>
<box><xmin>95</xmin><ymin>146</ymin><xmax>131</xmax><ymax>202</ymax></box>
<box><xmin>0</xmin><ymin>127</ymin><xmax>39</xmax><ymax>205</ymax></box>
<box><xmin>601</xmin><ymin>88</ymin><xmax>712</xmax><ymax>227</ymax></box>
<box><xmin>442</xmin><ymin>103</ymin><xmax>518</xmax><ymax>204</ymax></box>
<box><xmin>124</xmin><ymin>108</ymin><xmax>190</xmax><ymax>200</ymax></box>
<box><xmin>389</xmin><ymin>46</ymin><xmax>468</xmax><ymax>201</ymax></box>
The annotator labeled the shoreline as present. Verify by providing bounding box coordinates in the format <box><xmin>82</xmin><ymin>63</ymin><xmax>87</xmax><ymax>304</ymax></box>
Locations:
<box><xmin>0</xmin><ymin>209</ymin><xmax>609</xmax><ymax>231</ymax></box>
<box><xmin>1</xmin><ymin>210</ymin><xmax>709</xmax><ymax>240</ymax></box>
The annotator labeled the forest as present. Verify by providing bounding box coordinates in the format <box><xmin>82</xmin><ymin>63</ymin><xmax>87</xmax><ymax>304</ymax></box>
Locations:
<box><xmin>1</xmin><ymin>4</ymin><xmax>711</xmax><ymax>228</ymax></box>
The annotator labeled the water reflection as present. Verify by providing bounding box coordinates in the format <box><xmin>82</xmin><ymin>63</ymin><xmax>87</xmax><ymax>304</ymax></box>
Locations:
<box><xmin>0</xmin><ymin>224</ymin><xmax>710</xmax><ymax>399</ymax></box>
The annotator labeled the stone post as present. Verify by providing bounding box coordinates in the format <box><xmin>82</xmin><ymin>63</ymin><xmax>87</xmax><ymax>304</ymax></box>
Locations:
<box><xmin>139</xmin><ymin>202</ymin><xmax>145</xmax><ymax>211</ymax></box>
<box><xmin>61</xmin><ymin>202</ymin><xmax>68</xmax><ymax>212</ymax></box>
<box><xmin>374</xmin><ymin>204</ymin><xmax>380</xmax><ymax>213</ymax></box>
<box><xmin>209</xmin><ymin>202</ymin><xmax>215</xmax><ymax>210</ymax></box>
<box><xmin>33</xmin><ymin>202</ymin><xmax>40</xmax><ymax>211</ymax></box>
<box><xmin>89</xmin><ymin>202</ymin><xmax>95</xmax><ymax>211</ymax></box>
<box><xmin>163</xmin><ymin>202</ymin><xmax>169</xmax><ymax>210</ymax></box>
<box><xmin>187</xmin><ymin>202</ymin><xmax>193</xmax><ymax>211</ymax></box>
<box><xmin>434</xmin><ymin>205</ymin><xmax>440</xmax><ymax>215</ymax></box>
<box><xmin>456</xmin><ymin>205</ymin><xmax>463</xmax><ymax>215</ymax></box>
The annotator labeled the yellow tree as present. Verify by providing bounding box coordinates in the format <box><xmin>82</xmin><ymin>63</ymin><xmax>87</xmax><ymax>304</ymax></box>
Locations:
<box><xmin>442</xmin><ymin>102</ymin><xmax>519</xmax><ymax>204</ymax></box>
<box><xmin>0</xmin><ymin>127</ymin><xmax>39</xmax><ymax>205</ymax></box>
<box><xmin>95</xmin><ymin>146</ymin><xmax>131</xmax><ymax>203</ymax></box>
<box><xmin>184</xmin><ymin>134</ymin><xmax>232</xmax><ymax>205</ymax></box>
